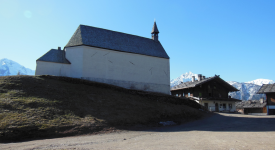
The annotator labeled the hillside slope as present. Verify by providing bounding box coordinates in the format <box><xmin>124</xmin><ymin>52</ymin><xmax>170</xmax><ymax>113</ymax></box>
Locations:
<box><xmin>0</xmin><ymin>75</ymin><xmax>205</xmax><ymax>141</ymax></box>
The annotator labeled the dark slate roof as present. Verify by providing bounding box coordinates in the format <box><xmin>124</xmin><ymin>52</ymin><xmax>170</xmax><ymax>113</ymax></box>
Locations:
<box><xmin>37</xmin><ymin>49</ymin><xmax>71</xmax><ymax>64</ymax></box>
<box><xmin>170</xmin><ymin>75</ymin><xmax>239</xmax><ymax>92</ymax></box>
<box><xmin>236</xmin><ymin>100</ymin><xmax>266</xmax><ymax>109</ymax></box>
<box><xmin>151</xmin><ymin>21</ymin><xmax>159</xmax><ymax>34</ymax></box>
<box><xmin>257</xmin><ymin>84</ymin><xmax>275</xmax><ymax>94</ymax></box>
<box><xmin>65</xmin><ymin>25</ymin><xmax>169</xmax><ymax>59</ymax></box>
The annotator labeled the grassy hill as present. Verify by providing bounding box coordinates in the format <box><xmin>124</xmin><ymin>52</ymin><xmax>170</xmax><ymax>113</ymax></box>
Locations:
<box><xmin>0</xmin><ymin>75</ymin><xmax>206</xmax><ymax>141</ymax></box>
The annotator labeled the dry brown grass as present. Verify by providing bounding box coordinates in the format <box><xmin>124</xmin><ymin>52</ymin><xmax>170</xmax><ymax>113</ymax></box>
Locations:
<box><xmin>0</xmin><ymin>75</ymin><xmax>206</xmax><ymax>141</ymax></box>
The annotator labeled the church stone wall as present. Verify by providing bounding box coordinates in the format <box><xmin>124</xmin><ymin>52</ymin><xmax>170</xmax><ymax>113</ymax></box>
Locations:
<box><xmin>35</xmin><ymin>61</ymin><xmax>71</xmax><ymax>77</ymax></box>
<box><xmin>65</xmin><ymin>46</ymin><xmax>170</xmax><ymax>94</ymax></box>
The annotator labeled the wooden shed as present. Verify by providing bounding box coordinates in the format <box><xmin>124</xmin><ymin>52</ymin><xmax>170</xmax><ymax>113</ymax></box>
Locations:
<box><xmin>236</xmin><ymin>99</ymin><xmax>267</xmax><ymax>115</ymax></box>
<box><xmin>257</xmin><ymin>84</ymin><xmax>275</xmax><ymax>115</ymax></box>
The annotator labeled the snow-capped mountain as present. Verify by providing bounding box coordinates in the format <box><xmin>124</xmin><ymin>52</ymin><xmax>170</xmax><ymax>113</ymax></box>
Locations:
<box><xmin>170</xmin><ymin>72</ymin><xmax>274</xmax><ymax>101</ymax></box>
<box><xmin>0</xmin><ymin>58</ymin><xmax>35</xmax><ymax>76</ymax></box>
<box><xmin>245</xmin><ymin>79</ymin><xmax>275</xmax><ymax>86</ymax></box>
<box><xmin>228</xmin><ymin>79</ymin><xmax>274</xmax><ymax>100</ymax></box>
<box><xmin>170</xmin><ymin>72</ymin><xmax>198</xmax><ymax>87</ymax></box>
<box><xmin>228</xmin><ymin>81</ymin><xmax>266</xmax><ymax>101</ymax></box>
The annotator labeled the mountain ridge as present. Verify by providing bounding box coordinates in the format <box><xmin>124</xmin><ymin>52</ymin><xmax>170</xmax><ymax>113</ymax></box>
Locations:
<box><xmin>0</xmin><ymin>58</ymin><xmax>35</xmax><ymax>76</ymax></box>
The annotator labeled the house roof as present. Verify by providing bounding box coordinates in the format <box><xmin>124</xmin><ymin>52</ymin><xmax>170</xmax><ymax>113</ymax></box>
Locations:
<box><xmin>170</xmin><ymin>75</ymin><xmax>239</xmax><ymax>92</ymax></box>
<box><xmin>236</xmin><ymin>100</ymin><xmax>266</xmax><ymax>109</ymax></box>
<box><xmin>36</xmin><ymin>49</ymin><xmax>71</xmax><ymax>64</ymax></box>
<box><xmin>65</xmin><ymin>25</ymin><xmax>169</xmax><ymax>59</ymax></box>
<box><xmin>257</xmin><ymin>84</ymin><xmax>275</xmax><ymax>94</ymax></box>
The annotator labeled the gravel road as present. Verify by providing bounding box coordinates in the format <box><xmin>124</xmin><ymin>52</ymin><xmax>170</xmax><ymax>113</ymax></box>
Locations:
<box><xmin>2</xmin><ymin>113</ymin><xmax>275</xmax><ymax>150</ymax></box>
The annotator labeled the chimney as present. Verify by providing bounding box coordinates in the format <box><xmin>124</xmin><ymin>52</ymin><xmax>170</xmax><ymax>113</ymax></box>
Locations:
<box><xmin>58</xmin><ymin>47</ymin><xmax>61</xmax><ymax>50</ymax></box>
<box><xmin>202</xmin><ymin>76</ymin><xmax>205</xmax><ymax>80</ymax></box>
<box><xmin>228</xmin><ymin>96</ymin><xmax>231</xmax><ymax>99</ymax></box>
<box><xmin>198</xmin><ymin>74</ymin><xmax>202</xmax><ymax>81</ymax></box>
<box><xmin>260</xmin><ymin>98</ymin><xmax>264</xmax><ymax>104</ymax></box>
<box><xmin>192</xmin><ymin>76</ymin><xmax>195</xmax><ymax>82</ymax></box>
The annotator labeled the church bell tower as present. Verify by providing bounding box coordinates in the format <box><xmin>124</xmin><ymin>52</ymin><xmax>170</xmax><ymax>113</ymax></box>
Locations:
<box><xmin>151</xmin><ymin>21</ymin><xmax>159</xmax><ymax>42</ymax></box>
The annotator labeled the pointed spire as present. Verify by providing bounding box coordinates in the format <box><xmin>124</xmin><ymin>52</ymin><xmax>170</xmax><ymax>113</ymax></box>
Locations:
<box><xmin>151</xmin><ymin>20</ymin><xmax>159</xmax><ymax>34</ymax></box>
<box><xmin>151</xmin><ymin>20</ymin><xmax>159</xmax><ymax>41</ymax></box>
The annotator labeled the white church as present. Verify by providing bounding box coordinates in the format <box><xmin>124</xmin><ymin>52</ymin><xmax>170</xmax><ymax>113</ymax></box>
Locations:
<box><xmin>36</xmin><ymin>22</ymin><xmax>170</xmax><ymax>94</ymax></box>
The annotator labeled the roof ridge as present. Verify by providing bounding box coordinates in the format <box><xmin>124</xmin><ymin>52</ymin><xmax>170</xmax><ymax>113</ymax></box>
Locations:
<box><xmin>65</xmin><ymin>24</ymin><xmax>169</xmax><ymax>59</ymax></box>
<box><xmin>79</xmin><ymin>24</ymin><xmax>155</xmax><ymax>41</ymax></box>
<box><xmin>65</xmin><ymin>26</ymin><xmax>83</xmax><ymax>47</ymax></box>
<box><xmin>37</xmin><ymin>49</ymin><xmax>71</xmax><ymax>64</ymax></box>
<box><xmin>270</xmin><ymin>83</ymin><xmax>275</xmax><ymax>91</ymax></box>
<box><xmin>263</xmin><ymin>84</ymin><xmax>269</xmax><ymax>93</ymax></box>
<box><xmin>171</xmin><ymin>75</ymin><xmax>238</xmax><ymax>91</ymax></box>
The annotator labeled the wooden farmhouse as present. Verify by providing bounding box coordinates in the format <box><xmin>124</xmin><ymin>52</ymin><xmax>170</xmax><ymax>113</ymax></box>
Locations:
<box><xmin>35</xmin><ymin>21</ymin><xmax>170</xmax><ymax>94</ymax></box>
<box><xmin>236</xmin><ymin>99</ymin><xmax>267</xmax><ymax>115</ymax></box>
<box><xmin>257</xmin><ymin>84</ymin><xmax>275</xmax><ymax>115</ymax></box>
<box><xmin>171</xmin><ymin>74</ymin><xmax>241</xmax><ymax>112</ymax></box>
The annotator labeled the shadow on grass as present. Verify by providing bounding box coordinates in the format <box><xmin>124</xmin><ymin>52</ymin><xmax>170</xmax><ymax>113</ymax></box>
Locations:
<box><xmin>0</xmin><ymin>75</ymin><xmax>205</xmax><ymax>142</ymax></box>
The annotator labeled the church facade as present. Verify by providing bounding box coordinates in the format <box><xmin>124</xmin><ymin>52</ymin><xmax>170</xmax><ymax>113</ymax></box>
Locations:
<box><xmin>36</xmin><ymin>22</ymin><xmax>170</xmax><ymax>94</ymax></box>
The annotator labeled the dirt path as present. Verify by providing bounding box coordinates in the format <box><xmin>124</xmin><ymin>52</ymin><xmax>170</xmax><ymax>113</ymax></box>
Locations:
<box><xmin>2</xmin><ymin>113</ymin><xmax>275</xmax><ymax>150</ymax></box>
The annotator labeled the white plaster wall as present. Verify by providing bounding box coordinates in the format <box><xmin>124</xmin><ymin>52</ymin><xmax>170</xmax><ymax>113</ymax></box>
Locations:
<box><xmin>202</xmin><ymin>100</ymin><xmax>237</xmax><ymax>112</ymax></box>
<box><xmin>65</xmin><ymin>46</ymin><xmax>170</xmax><ymax>94</ymax></box>
<box><xmin>65</xmin><ymin>47</ymin><xmax>83</xmax><ymax>78</ymax></box>
<box><xmin>35</xmin><ymin>61</ymin><xmax>71</xmax><ymax>76</ymax></box>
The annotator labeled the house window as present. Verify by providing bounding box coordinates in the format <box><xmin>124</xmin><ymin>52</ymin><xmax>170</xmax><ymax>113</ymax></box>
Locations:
<box><xmin>223</xmin><ymin>103</ymin><xmax>226</xmax><ymax>109</ymax></box>
<box><xmin>188</xmin><ymin>93</ymin><xmax>190</xmax><ymax>97</ymax></box>
<box><xmin>208</xmin><ymin>85</ymin><xmax>212</xmax><ymax>97</ymax></box>
<box><xmin>176</xmin><ymin>94</ymin><xmax>178</xmax><ymax>96</ymax></box>
<box><xmin>182</xmin><ymin>93</ymin><xmax>185</xmax><ymax>96</ymax></box>
<box><xmin>220</xmin><ymin>104</ymin><xmax>222</xmax><ymax>108</ymax></box>
<box><xmin>229</xmin><ymin>104</ymin><xmax>232</xmax><ymax>109</ymax></box>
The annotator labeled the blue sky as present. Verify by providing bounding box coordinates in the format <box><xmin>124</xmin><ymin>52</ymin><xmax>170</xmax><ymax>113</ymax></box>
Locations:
<box><xmin>0</xmin><ymin>0</ymin><xmax>274</xmax><ymax>82</ymax></box>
